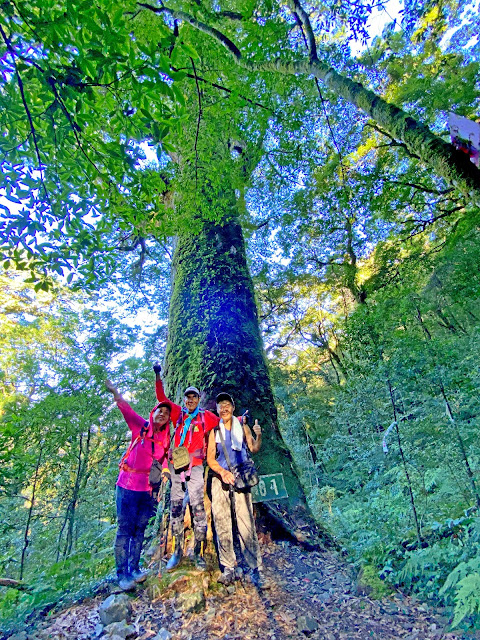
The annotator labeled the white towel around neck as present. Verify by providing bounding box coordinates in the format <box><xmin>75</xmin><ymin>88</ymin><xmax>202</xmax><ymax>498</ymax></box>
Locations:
<box><xmin>215</xmin><ymin>416</ymin><xmax>244</xmax><ymax>451</ymax></box>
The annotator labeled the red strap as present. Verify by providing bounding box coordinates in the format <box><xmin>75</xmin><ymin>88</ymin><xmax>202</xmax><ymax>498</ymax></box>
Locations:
<box><xmin>119</xmin><ymin>435</ymin><xmax>141</xmax><ymax>469</ymax></box>
<box><xmin>120</xmin><ymin>463</ymin><xmax>150</xmax><ymax>474</ymax></box>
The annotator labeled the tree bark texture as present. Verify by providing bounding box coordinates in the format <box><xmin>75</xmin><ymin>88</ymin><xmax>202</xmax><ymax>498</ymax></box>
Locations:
<box><xmin>162</xmin><ymin>195</ymin><xmax>319</xmax><ymax>537</ymax></box>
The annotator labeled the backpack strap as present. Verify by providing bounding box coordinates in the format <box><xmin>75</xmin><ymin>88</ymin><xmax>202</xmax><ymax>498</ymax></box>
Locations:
<box><xmin>186</xmin><ymin>410</ymin><xmax>205</xmax><ymax>447</ymax></box>
<box><xmin>119</xmin><ymin>421</ymin><xmax>151</xmax><ymax>470</ymax></box>
<box><xmin>119</xmin><ymin>434</ymin><xmax>141</xmax><ymax>469</ymax></box>
<box><xmin>215</xmin><ymin>425</ymin><xmax>235</xmax><ymax>474</ymax></box>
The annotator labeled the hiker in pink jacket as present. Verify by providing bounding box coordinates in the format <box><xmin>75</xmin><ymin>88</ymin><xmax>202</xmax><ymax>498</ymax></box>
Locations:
<box><xmin>106</xmin><ymin>379</ymin><xmax>172</xmax><ymax>591</ymax></box>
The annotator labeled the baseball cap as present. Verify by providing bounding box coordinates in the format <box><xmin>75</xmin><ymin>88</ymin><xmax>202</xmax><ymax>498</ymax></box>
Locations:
<box><xmin>216</xmin><ymin>392</ymin><xmax>235</xmax><ymax>406</ymax></box>
<box><xmin>156</xmin><ymin>401</ymin><xmax>173</xmax><ymax>412</ymax></box>
<box><xmin>184</xmin><ymin>386</ymin><xmax>200</xmax><ymax>397</ymax></box>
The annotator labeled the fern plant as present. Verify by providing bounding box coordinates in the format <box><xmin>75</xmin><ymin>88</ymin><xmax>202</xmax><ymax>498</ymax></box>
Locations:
<box><xmin>440</xmin><ymin>556</ymin><xmax>480</xmax><ymax>627</ymax></box>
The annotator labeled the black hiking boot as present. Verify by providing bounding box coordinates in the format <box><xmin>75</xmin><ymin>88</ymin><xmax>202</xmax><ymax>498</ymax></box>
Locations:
<box><xmin>194</xmin><ymin>541</ymin><xmax>206</xmax><ymax>571</ymax></box>
<box><xmin>118</xmin><ymin>576</ymin><xmax>136</xmax><ymax>591</ymax></box>
<box><xmin>131</xmin><ymin>568</ymin><xmax>149</xmax><ymax>583</ymax></box>
<box><xmin>247</xmin><ymin>568</ymin><xmax>270</xmax><ymax>590</ymax></box>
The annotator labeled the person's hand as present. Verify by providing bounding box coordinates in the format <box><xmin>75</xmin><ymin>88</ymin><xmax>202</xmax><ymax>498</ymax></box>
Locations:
<box><xmin>153</xmin><ymin>363</ymin><xmax>162</xmax><ymax>374</ymax></box>
<box><xmin>253</xmin><ymin>419</ymin><xmax>262</xmax><ymax>437</ymax></box>
<box><xmin>105</xmin><ymin>379</ymin><xmax>118</xmax><ymax>395</ymax></box>
<box><xmin>161</xmin><ymin>469</ymin><xmax>170</xmax><ymax>484</ymax></box>
<box><xmin>220</xmin><ymin>468</ymin><xmax>235</xmax><ymax>485</ymax></box>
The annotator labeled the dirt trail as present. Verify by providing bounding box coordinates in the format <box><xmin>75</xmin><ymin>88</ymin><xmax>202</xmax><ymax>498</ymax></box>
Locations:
<box><xmin>32</xmin><ymin>537</ymin><xmax>468</xmax><ymax>640</ymax></box>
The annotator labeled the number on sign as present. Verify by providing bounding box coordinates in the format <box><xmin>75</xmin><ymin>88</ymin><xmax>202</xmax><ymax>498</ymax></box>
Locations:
<box><xmin>270</xmin><ymin>478</ymin><xmax>279</xmax><ymax>495</ymax></box>
<box><xmin>258</xmin><ymin>479</ymin><xmax>267</xmax><ymax>497</ymax></box>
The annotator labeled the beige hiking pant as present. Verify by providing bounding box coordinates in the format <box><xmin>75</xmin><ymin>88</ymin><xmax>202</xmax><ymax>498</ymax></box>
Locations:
<box><xmin>211</xmin><ymin>475</ymin><xmax>262</xmax><ymax>571</ymax></box>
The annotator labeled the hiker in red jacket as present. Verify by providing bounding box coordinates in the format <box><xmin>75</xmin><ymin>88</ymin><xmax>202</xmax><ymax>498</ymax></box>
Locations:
<box><xmin>106</xmin><ymin>379</ymin><xmax>172</xmax><ymax>591</ymax></box>
<box><xmin>153</xmin><ymin>364</ymin><xmax>219</xmax><ymax>571</ymax></box>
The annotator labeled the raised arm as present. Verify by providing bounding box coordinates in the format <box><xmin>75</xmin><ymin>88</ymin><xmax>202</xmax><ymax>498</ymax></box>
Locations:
<box><xmin>244</xmin><ymin>419</ymin><xmax>262</xmax><ymax>454</ymax></box>
<box><xmin>153</xmin><ymin>363</ymin><xmax>165</xmax><ymax>402</ymax></box>
<box><xmin>105</xmin><ymin>379</ymin><xmax>123</xmax><ymax>401</ymax></box>
<box><xmin>105</xmin><ymin>380</ymin><xmax>145</xmax><ymax>432</ymax></box>
<box><xmin>153</xmin><ymin>364</ymin><xmax>182</xmax><ymax>424</ymax></box>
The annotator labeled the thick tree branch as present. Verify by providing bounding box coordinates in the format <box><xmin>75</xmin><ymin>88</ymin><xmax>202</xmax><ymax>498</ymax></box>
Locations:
<box><xmin>290</xmin><ymin>0</ymin><xmax>317</xmax><ymax>61</ymax></box>
<box><xmin>137</xmin><ymin>2</ymin><xmax>242</xmax><ymax>57</ymax></box>
<box><xmin>291</xmin><ymin>9</ymin><xmax>346</xmax><ymax>178</ymax></box>
<box><xmin>0</xmin><ymin>578</ymin><xmax>32</xmax><ymax>592</ymax></box>
<box><xmin>138</xmin><ymin>3</ymin><xmax>480</xmax><ymax>204</ymax></box>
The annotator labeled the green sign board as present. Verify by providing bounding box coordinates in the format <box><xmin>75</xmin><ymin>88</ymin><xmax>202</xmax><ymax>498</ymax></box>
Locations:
<box><xmin>251</xmin><ymin>473</ymin><xmax>288</xmax><ymax>503</ymax></box>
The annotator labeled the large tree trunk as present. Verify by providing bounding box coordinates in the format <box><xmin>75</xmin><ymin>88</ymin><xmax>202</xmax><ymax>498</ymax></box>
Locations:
<box><xmin>163</xmin><ymin>194</ymin><xmax>322</xmax><ymax>543</ymax></box>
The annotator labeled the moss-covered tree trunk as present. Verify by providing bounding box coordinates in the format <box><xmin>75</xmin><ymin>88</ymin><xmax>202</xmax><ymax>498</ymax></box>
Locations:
<box><xmin>163</xmin><ymin>192</ymin><xmax>318</xmax><ymax>540</ymax></box>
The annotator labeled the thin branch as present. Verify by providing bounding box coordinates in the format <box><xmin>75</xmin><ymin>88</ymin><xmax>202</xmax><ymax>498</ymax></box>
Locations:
<box><xmin>173</xmin><ymin>67</ymin><xmax>272</xmax><ymax>111</ymax></box>
<box><xmin>217</xmin><ymin>11</ymin><xmax>244</xmax><ymax>20</ymax></box>
<box><xmin>11</xmin><ymin>1</ymin><xmax>38</xmax><ymax>39</ymax></box>
<box><xmin>0</xmin><ymin>24</ymin><xmax>50</xmax><ymax>202</ymax></box>
<box><xmin>407</xmin><ymin>205</ymin><xmax>464</xmax><ymax>236</ymax></box>
<box><xmin>265</xmin><ymin>328</ymin><xmax>296</xmax><ymax>353</ymax></box>
<box><xmin>190</xmin><ymin>57</ymin><xmax>203</xmax><ymax>194</ymax></box>
<box><xmin>49</xmin><ymin>85</ymin><xmax>105</xmax><ymax>177</ymax></box>
<box><xmin>117</xmin><ymin>235</ymin><xmax>145</xmax><ymax>251</ymax></box>
<box><xmin>388</xmin><ymin>180</ymin><xmax>455</xmax><ymax>196</ymax></box>
<box><xmin>254</xmin><ymin>218</ymin><xmax>272</xmax><ymax>230</ymax></box>
<box><xmin>366</xmin><ymin>123</ymin><xmax>421</xmax><ymax>160</ymax></box>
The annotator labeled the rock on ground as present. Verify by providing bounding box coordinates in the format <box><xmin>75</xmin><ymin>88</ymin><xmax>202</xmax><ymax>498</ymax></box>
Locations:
<box><xmin>297</xmin><ymin>615</ymin><xmax>319</xmax><ymax>634</ymax></box>
<box><xmin>98</xmin><ymin>593</ymin><xmax>132</xmax><ymax>626</ymax></box>
<box><xmin>102</xmin><ymin>619</ymin><xmax>135</xmax><ymax>639</ymax></box>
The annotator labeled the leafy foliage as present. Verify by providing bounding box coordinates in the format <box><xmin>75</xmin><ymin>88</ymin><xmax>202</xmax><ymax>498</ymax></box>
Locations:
<box><xmin>0</xmin><ymin>0</ymin><xmax>479</xmax><ymax>632</ymax></box>
<box><xmin>0</xmin><ymin>272</ymin><xmax>163</xmax><ymax>628</ymax></box>
<box><xmin>270</xmin><ymin>225</ymin><xmax>480</xmax><ymax>627</ymax></box>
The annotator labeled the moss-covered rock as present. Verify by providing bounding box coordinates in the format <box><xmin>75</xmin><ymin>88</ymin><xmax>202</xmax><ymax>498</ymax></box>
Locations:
<box><xmin>356</xmin><ymin>565</ymin><xmax>393</xmax><ymax>598</ymax></box>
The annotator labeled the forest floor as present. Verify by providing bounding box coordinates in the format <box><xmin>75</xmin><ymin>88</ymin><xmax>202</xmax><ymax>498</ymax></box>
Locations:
<box><xmin>26</xmin><ymin>534</ymin><xmax>476</xmax><ymax>640</ymax></box>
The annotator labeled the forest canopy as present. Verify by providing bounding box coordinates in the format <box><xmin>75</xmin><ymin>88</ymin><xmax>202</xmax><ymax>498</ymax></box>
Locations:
<box><xmin>1</xmin><ymin>0</ymin><xmax>480</xmax><ymax>632</ymax></box>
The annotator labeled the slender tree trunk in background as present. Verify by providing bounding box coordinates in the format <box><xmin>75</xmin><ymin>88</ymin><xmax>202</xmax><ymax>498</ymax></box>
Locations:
<box><xmin>56</xmin><ymin>429</ymin><xmax>92</xmax><ymax>560</ymax></box>
<box><xmin>413</xmin><ymin>303</ymin><xmax>480</xmax><ymax>509</ymax></box>
<box><xmin>20</xmin><ymin>445</ymin><xmax>43</xmax><ymax>581</ymax></box>
<box><xmin>386</xmin><ymin>378</ymin><xmax>423</xmax><ymax>546</ymax></box>
<box><xmin>163</xmin><ymin>192</ymin><xmax>320</xmax><ymax>541</ymax></box>
<box><xmin>441</xmin><ymin>387</ymin><xmax>480</xmax><ymax>509</ymax></box>
<box><xmin>365</xmin><ymin>314</ymin><xmax>422</xmax><ymax>542</ymax></box>
<box><xmin>64</xmin><ymin>428</ymin><xmax>91</xmax><ymax>557</ymax></box>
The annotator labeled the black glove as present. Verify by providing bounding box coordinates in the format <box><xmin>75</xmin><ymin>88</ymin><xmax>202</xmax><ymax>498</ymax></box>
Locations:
<box><xmin>153</xmin><ymin>363</ymin><xmax>162</xmax><ymax>374</ymax></box>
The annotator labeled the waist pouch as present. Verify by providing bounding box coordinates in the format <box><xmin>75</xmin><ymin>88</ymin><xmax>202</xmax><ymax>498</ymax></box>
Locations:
<box><xmin>172</xmin><ymin>445</ymin><xmax>190</xmax><ymax>471</ymax></box>
<box><xmin>149</xmin><ymin>458</ymin><xmax>163</xmax><ymax>488</ymax></box>
<box><xmin>233</xmin><ymin>458</ymin><xmax>259</xmax><ymax>490</ymax></box>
